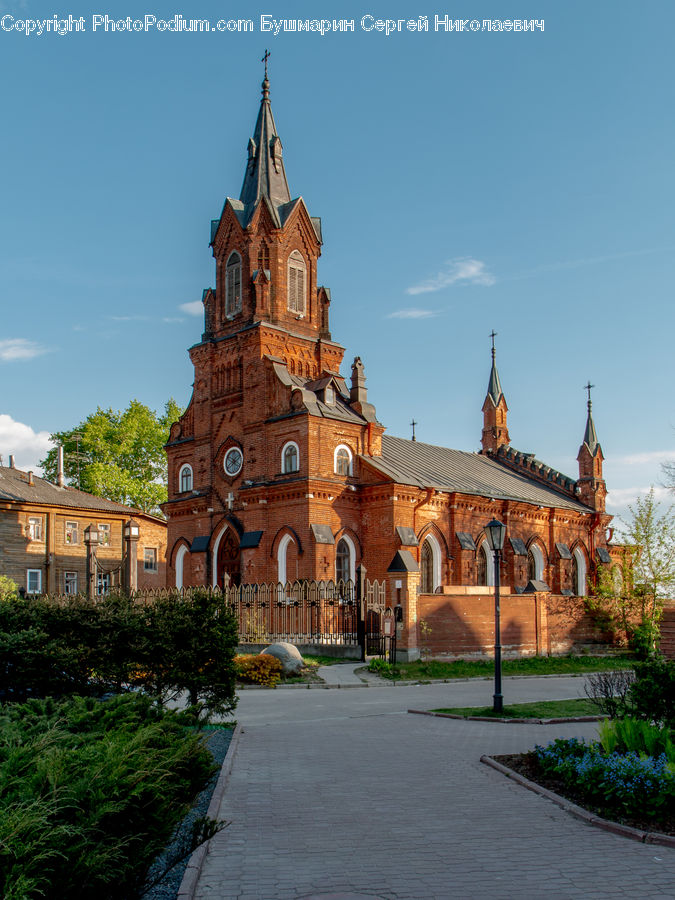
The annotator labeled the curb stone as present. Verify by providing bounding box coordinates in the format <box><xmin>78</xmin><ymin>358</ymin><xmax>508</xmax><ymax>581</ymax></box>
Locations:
<box><xmin>481</xmin><ymin>754</ymin><xmax>675</xmax><ymax>847</ymax></box>
<box><xmin>177</xmin><ymin>723</ymin><xmax>242</xmax><ymax>900</ymax></box>
<box><xmin>408</xmin><ymin>709</ymin><xmax>605</xmax><ymax>724</ymax></box>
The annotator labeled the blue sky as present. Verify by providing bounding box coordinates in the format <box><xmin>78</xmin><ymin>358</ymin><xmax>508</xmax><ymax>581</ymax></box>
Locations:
<box><xmin>1</xmin><ymin>0</ymin><xmax>674</xmax><ymax>523</ymax></box>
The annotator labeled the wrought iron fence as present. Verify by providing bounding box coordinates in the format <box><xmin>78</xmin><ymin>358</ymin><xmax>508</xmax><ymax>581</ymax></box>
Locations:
<box><xmin>229</xmin><ymin>579</ymin><xmax>358</xmax><ymax>645</ymax></box>
<box><xmin>43</xmin><ymin>577</ymin><xmax>388</xmax><ymax>649</ymax></box>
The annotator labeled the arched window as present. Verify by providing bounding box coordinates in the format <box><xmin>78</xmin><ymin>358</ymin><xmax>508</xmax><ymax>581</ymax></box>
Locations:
<box><xmin>225</xmin><ymin>251</ymin><xmax>242</xmax><ymax>317</ymax></box>
<box><xmin>175</xmin><ymin>544</ymin><xmax>188</xmax><ymax>589</ymax></box>
<box><xmin>277</xmin><ymin>533</ymin><xmax>295</xmax><ymax>585</ymax></box>
<box><xmin>287</xmin><ymin>250</ymin><xmax>306</xmax><ymax>315</ymax></box>
<box><xmin>611</xmin><ymin>565</ymin><xmax>623</xmax><ymax>594</ymax></box>
<box><xmin>477</xmin><ymin>542</ymin><xmax>495</xmax><ymax>587</ymax></box>
<box><xmin>527</xmin><ymin>544</ymin><xmax>544</xmax><ymax>582</ymax></box>
<box><xmin>421</xmin><ymin>542</ymin><xmax>434</xmax><ymax>593</ymax></box>
<box><xmin>334</xmin><ymin>444</ymin><xmax>353</xmax><ymax>476</ymax></box>
<box><xmin>281</xmin><ymin>441</ymin><xmax>299</xmax><ymax>474</ymax></box>
<box><xmin>420</xmin><ymin>534</ymin><xmax>442</xmax><ymax>593</ymax></box>
<box><xmin>179</xmin><ymin>464</ymin><xmax>193</xmax><ymax>493</ymax></box>
<box><xmin>335</xmin><ymin>535</ymin><xmax>356</xmax><ymax>584</ymax></box>
<box><xmin>573</xmin><ymin>547</ymin><xmax>587</xmax><ymax>596</ymax></box>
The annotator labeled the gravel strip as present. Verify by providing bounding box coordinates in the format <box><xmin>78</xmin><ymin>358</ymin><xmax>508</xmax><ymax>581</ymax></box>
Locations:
<box><xmin>142</xmin><ymin>727</ymin><xmax>235</xmax><ymax>899</ymax></box>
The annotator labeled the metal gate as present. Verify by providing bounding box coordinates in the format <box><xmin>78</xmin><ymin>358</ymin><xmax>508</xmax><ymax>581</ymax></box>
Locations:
<box><xmin>356</xmin><ymin>567</ymin><xmax>390</xmax><ymax>660</ymax></box>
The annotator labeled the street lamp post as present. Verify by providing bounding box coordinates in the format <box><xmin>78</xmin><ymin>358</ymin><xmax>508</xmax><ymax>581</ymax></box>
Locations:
<box><xmin>485</xmin><ymin>518</ymin><xmax>507</xmax><ymax>713</ymax></box>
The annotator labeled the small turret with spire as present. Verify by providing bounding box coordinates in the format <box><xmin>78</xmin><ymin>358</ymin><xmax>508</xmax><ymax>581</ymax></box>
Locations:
<box><xmin>481</xmin><ymin>331</ymin><xmax>510</xmax><ymax>454</ymax></box>
<box><xmin>576</xmin><ymin>382</ymin><xmax>606</xmax><ymax>511</ymax></box>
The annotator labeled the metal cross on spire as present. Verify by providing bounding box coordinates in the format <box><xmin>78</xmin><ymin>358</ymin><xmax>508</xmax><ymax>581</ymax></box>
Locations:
<box><xmin>490</xmin><ymin>329</ymin><xmax>497</xmax><ymax>360</ymax></box>
<box><xmin>411</xmin><ymin>419</ymin><xmax>417</xmax><ymax>442</ymax></box>
<box><xmin>262</xmin><ymin>48</ymin><xmax>270</xmax><ymax>79</ymax></box>
<box><xmin>584</xmin><ymin>381</ymin><xmax>595</xmax><ymax>407</ymax></box>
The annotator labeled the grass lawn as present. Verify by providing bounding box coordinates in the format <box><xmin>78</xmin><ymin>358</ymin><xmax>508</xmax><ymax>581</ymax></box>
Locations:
<box><xmin>431</xmin><ymin>698</ymin><xmax>600</xmax><ymax>719</ymax></box>
<box><xmin>302</xmin><ymin>654</ymin><xmax>352</xmax><ymax>666</ymax></box>
<box><xmin>373</xmin><ymin>654</ymin><xmax>635</xmax><ymax>681</ymax></box>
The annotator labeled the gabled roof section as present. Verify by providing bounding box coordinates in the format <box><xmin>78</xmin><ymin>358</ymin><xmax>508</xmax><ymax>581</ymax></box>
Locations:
<box><xmin>267</xmin><ymin>359</ymin><xmax>369</xmax><ymax>426</ymax></box>
<box><xmin>361</xmin><ymin>435</ymin><xmax>592</xmax><ymax>513</ymax></box>
<box><xmin>0</xmin><ymin>465</ymin><xmax>164</xmax><ymax>521</ymax></box>
<box><xmin>240</xmin><ymin>76</ymin><xmax>291</xmax><ymax>210</ymax></box>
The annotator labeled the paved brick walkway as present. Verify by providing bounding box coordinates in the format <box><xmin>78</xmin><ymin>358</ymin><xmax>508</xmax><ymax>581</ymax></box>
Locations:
<box><xmin>194</xmin><ymin>680</ymin><xmax>675</xmax><ymax>899</ymax></box>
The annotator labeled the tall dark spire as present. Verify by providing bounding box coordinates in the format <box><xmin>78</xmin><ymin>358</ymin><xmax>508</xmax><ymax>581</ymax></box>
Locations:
<box><xmin>582</xmin><ymin>381</ymin><xmax>599</xmax><ymax>454</ymax></box>
<box><xmin>486</xmin><ymin>330</ymin><xmax>503</xmax><ymax>406</ymax></box>
<box><xmin>239</xmin><ymin>58</ymin><xmax>291</xmax><ymax>210</ymax></box>
<box><xmin>481</xmin><ymin>331</ymin><xmax>509</xmax><ymax>454</ymax></box>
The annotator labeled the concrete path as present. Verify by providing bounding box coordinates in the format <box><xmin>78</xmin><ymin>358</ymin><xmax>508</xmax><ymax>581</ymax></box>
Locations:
<box><xmin>194</xmin><ymin>678</ymin><xmax>675</xmax><ymax>899</ymax></box>
<box><xmin>315</xmin><ymin>663</ymin><xmax>366</xmax><ymax>686</ymax></box>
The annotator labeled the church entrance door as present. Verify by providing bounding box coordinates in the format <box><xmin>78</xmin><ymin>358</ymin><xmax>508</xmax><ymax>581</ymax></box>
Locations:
<box><xmin>218</xmin><ymin>528</ymin><xmax>241</xmax><ymax>588</ymax></box>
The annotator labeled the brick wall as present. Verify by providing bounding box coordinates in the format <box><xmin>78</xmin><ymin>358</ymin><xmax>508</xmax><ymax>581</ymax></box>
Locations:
<box><xmin>415</xmin><ymin>589</ymin><xmax>612</xmax><ymax>659</ymax></box>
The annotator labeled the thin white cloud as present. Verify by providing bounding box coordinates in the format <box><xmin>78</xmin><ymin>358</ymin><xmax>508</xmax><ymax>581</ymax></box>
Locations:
<box><xmin>0</xmin><ymin>339</ymin><xmax>49</xmax><ymax>362</ymax></box>
<box><xmin>180</xmin><ymin>301</ymin><xmax>203</xmax><ymax>316</ymax></box>
<box><xmin>387</xmin><ymin>308</ymin><xmax>437</xmax><ymax>320</ymax></box>
<box><xmin>108</xmin><ymin>315</ymin><xmax>150</xmax><ymax>322</ymax></box>
<box><xmin>615</xmin><ymin>450</ymin><xmax>675</xmax><ymax>466</ymax></box>
<box><xmin>162</xmin><ymin>317</ymin><xmax>185</xmax><ymax>324</ymax></box>
<box><xmin>407</xmin><ymin>257</ymin><xmax>496</xmax><ymax>296</ymax></box>
<box><xmin>606</xmin><ymin>485</ymin><xmax>671</xmax><ymax>509</ymax></box>
<box><xmin>509</xmin><ymin>246</ymin><xmax>667</xmax><ymax>282</ymax></box>
<box><xmin>0</xmin><ymin>415</ymin><xmax>52</xmax><ymax>472</ymax></box>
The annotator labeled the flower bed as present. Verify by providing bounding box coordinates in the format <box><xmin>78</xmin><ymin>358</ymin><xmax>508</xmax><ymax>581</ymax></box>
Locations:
<box><xmin>496</xmin><ymin>740</ymin><xmax>675</xmax><ymax>835</ymax></box>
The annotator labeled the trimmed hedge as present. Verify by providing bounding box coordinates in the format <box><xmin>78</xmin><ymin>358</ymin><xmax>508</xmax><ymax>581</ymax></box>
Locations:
<box><xmin>0</xmin><ymin>589</ymin><xmax>238</xmax><ymax>721</ymax></box>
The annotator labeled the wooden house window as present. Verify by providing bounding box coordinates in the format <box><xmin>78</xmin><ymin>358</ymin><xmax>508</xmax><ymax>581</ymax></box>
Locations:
<box><xmin>64</xmin><ymin>572</ymin><xmax>78</xmax><ymax>595</ymax></box>
<box><xmin>26</xmin><ymin>569</ymin><xmax>42</xmax><ymax>594</ymax></box>
<box><xmin>65</xmin><ymin>521</ymin><xmax>79</xmax><ymax>545</ymax></box>
<box><xmin>144</xmin><ymin>548</ymin><xmax>158</xmax><ymax>572</ymax></box>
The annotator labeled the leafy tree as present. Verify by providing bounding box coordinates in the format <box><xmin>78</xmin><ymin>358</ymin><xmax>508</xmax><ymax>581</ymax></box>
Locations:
<box><xmin>39</xmin><ymin>399</ymin><xmax>182</xmax><ymax>514</ymax></box>
<box><xmin>595</xmin><ymin>488</ymin><xmax>675</xmax><ymax>655</ymax></box>
<box><xmin>0</xmin><ymin>575</ymin><xmax>18</xmax><ymax>602</ymax></box>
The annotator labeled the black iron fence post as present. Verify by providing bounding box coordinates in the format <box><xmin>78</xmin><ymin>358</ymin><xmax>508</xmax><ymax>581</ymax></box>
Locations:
<box><xmin>356</xmin><ymin>563</ymin><xmax>367</xmax><ymax>662</ymax></box>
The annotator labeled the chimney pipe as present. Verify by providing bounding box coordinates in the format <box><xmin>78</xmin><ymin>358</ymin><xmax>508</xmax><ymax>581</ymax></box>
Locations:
<box><xmin>57</xmin><ymin>445</ymin><xmax>65</xmax><ymax>487</ymax></box>
<box><xmin>9</xmin><ymin>455</ymin><xmax>15</xmax><ymax>469</ymax></box>
<box><xmin>27</xmin><ymin>471</ymin><xmax>34</xmax><ymax>486</ymax></box>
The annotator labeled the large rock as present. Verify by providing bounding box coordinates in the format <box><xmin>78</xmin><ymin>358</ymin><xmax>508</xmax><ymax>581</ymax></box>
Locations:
<box><xmin>260</xmin><ymin>642</ymin><xmax>304</xmax><ymax>675</ymax></box>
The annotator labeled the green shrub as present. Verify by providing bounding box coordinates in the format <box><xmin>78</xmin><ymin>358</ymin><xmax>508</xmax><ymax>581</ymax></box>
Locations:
<box><xmin>598</xmin><ymin>717</ymin><xmax>675</xmax><ymax>762</ymax></box>
<box><xmin>630</xmin><ymin>656</ymin><xmax>675</xmax><ymax>728</ymax></box>
<box><xmin>0</xmin><ymin>694</ymin><xmax>216</xmax><ymax>899</ymax></box>
<box><xmin>367</xmin><ymin>658</ymin><xmax>392</xmax><ymax>675</ymax></box>
<box><xmin>235</xmin><ymin>654</ymin><xmax>283</xmax><ymax>686</ymax></box>
<box><xmin>0</xmin><ymin>589</ymin><xmax>238</xmax><ymax>721</ymax></box>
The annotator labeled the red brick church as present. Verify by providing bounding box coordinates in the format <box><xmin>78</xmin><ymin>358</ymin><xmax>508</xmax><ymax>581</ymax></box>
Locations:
<box><xmin>163</xmin><ymin>71</ymin><xmax>614</xmax><ymax>650</ymax></box>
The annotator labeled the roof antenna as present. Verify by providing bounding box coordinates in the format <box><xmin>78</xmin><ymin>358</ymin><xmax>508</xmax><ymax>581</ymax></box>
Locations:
<box><xmin>411</xmin><ymin>419</ymin><xmax>417</xmax><ymax>442</ymax></box>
